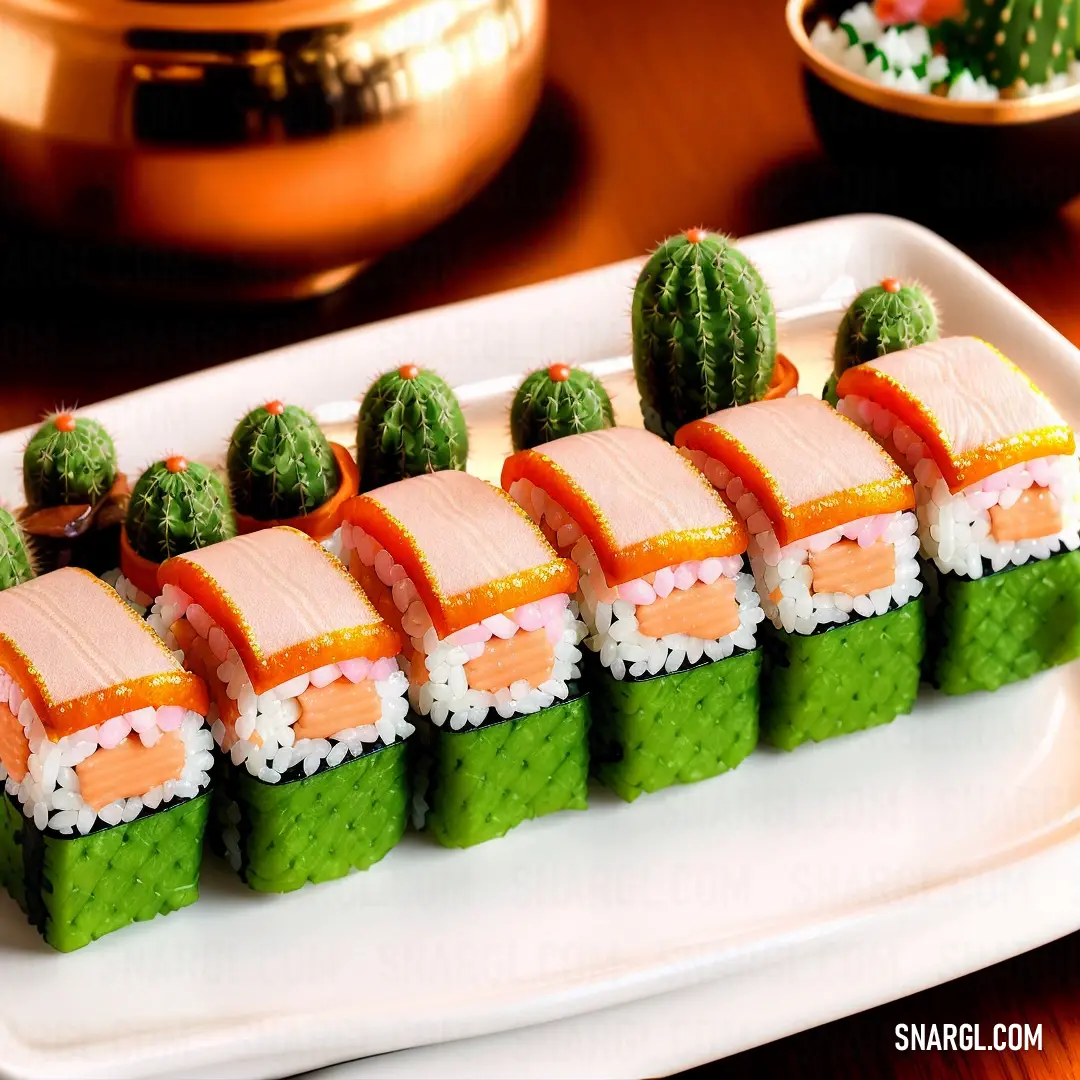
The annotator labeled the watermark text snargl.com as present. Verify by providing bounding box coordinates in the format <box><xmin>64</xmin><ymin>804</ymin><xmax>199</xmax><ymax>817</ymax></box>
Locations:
<box><xmin>895</xmin><ymin>1023</ymin><xmax>1043</xmax><ymax>1052</ymax></box>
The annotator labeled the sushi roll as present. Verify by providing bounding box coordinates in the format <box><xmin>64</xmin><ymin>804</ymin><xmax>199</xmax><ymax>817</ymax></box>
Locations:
<box><xmin>155</xmin><ymin>526</ymin><xmax>410</xmax><ymax>891</ymax></box>
<box><xmin>19</xmin><ymin>411</ymin><xmax>128</xmax><ymax>575</ymax></box>
<box><xmin>503</xmin><ymin>427</ymin><xmax>764</xmax><ymax>801</ymax></box>
<box><xmin>340</xmin><ymin>471</ymin><xmax>590</xmax><ymax>848</ymax></box>
<box><xmin>227</xmin><ymin>401</ymin><xmax>358</xmax><ymax>555</ymax></box>
<box><xmin>836</xmin><ymin>336</ymin><xmax>1080</xmax><ymax>694</ymax></box>
<box><xmin>0</xmin><ymin>568</ymin><xmax>212</xmax><ymax>951</ymax></box>
<box><xmin>677</xmin><ymin>396</ymin><xmax>925</xmax><ymax>750</ymax></box>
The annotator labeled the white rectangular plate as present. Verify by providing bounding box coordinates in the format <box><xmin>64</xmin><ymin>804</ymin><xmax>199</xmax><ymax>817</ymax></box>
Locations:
<box><xmin>2</xmin><ymin>215</ymin><xmax>1080</xmax><ymax>1080</ymax></box>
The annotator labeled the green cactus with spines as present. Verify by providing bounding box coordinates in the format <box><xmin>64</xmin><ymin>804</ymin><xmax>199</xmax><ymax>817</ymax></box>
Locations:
<box><xmin>228</xmin><ymin>403</ymin><xmax>341</xmax><ymax>520</ymax></box>
<box><xmin>823</xmin><ymin>279</ymin><xmax>939</xmax><ymax>405</ymax></box>
<box><xmin>962</xmin><ymin>0</ymin><xmax>1077</xmax><ymax>90</ymax></box>
<box><xmin>632</xmin><ymin>229</ymin><xmax>777</xmax><ymax>441</ymax></box>
<box><xmin>126</xmin><ymin>457</ymin><xmax>237</xmax><ymax>564</ymax></box>
<box><xmin>0</xmin><ymin>507</ymin><xmax>33</xmax><ymax>591</ymax></box>
<box><xmin>356</xmin><ymin>366</ymin><xmax>468</xmax><ymax>491</ymax></box>
<box><xmin>23</xmin><ymin>413</ymin><xmax>117</xmax><ymax>509</ymax></box>
<box><xmin>510</xmin><ymin>364</ymin><xmax>615</xmax><ymax>452</ymax></box>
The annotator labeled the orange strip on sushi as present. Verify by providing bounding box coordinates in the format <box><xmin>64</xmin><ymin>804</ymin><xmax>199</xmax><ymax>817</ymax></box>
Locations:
<box><xmin>75</xmin><ymin>730</ymin><xmax>185</xmax><ymax>811</ymax></box>
<box><xmin>989</xmin><ymin>487</ymin><xmax>1063</xmax><ymax>543</ymax></box>
<box><xmin>836</xmin><ymin>337</ymin><xmax>1075</xmax><ymax>493</ymax></box>
<box><xmin>675</xmin><ymin>396</ymin><xmax>914</xmax><ymax>547</ymax></box>
<box><xmin>294</xmin><ymin>678</ymin><xmax>382</xmax><ymax>741</ymax></box>
<box><xmin>636</xmin><ymin>577</ymin><xmax>740</xmax><ymax>640</ymax></box>
<box><xmin>809</xmin><ymin>540</ymin><xmax>895</xmax><ymax>596</ymax></box>
<box><xmin>501</xmin><ymin>427</ymin><xmax>746</xmax><ymax>588</ymax></box>
<box><xmin>0</xmin><ymin>700</ymin><xmax>29</xmax><ymax>783</ymax></box>
<box><xmin>234</xmin><ymin>443</ymin><xmax>359</xmax><ymax>542</ymax></box>
<box><xmin>463</xmin><ymin>628</ymin><xmax>555</xmax><ymax>693</ymax></box>
<box><xmin>0</xmin><ymin>568</ymin><xmax>208</xmax><ymax>739</ymax></box>
<box><xmin>343</xmin><ymin>471</ymin><xmax>577</xmax><ymax>639</ymax></box>
<box><xmin>160</xmin><ymin>528</ymin><xmax>401</xmax><ymax>697</ymax></box>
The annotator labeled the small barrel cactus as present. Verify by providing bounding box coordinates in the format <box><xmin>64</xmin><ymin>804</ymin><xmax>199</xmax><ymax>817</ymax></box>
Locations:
<box><xmin>0</xmin><ymin>507</ymin><xmax>33</xmax><ymax>591</ymax></box>
<box><xmin>510</xmin><ymin>364</ymin><xmax>615</xmax><ymax>451</ymax></box>
<box><xmin>228</xmin><ymin>402</ymin><xmax>341</xmax><ymax>520</ymax></box>
<box><xmin>823</xmin><ymin>278</ymin><xmax>939</xmax><ymax>405</ymax></box>
<box><xmin>23</xmin><ymin>412</ymin><xmax>117</xmax><ymax>509</ymax></box>
<box><xmin>356</xmin><ymin>365</ymin><xmax>468</xmax><ymax>490</ymax></box>
<box><xmin>632</xmin><ymin>228</ymin><xmax>777</xmax><ymax>441</ymax></box>
<box><xmin>963</xmin><ymin>0</ymin><xmax>1076</xmax><ymax>90</ymax></box>
<box><xmin>126</xmin><ymin>456</ymin><xmax>237</xmax><ymax>563</ymax></box>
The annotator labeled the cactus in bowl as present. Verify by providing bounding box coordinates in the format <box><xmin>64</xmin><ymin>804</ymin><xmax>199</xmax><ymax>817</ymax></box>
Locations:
<box><xmin>126</xmin><ymin>457</ymin><xmax>237</xmax><ymax>563</ymax></box>
<box><xmin>510</xmin><ymin>364</ymin><xmax>615</xmax><ymax>451</ymax></box>
<box><xmin>0</xmin><ymin>507</ymin><xmax>33</xmax><ymax>592</ymax></box>
<box><xmin>23</xmin><ymin>413</ymin><xmax>117</xmax><ymax>510</ymax></box>
<box><xmin>228</xmin><ymin>402</ymin><xmax>341</xmax><ymax>520</ymax></box>
<box><xmin>632</xmin><ymin>229</ymin><xmax>777</xmax><ymax>440</ymax></box>
<box><xmin>356</xmin><ymin>365</ymin><xmax>469</xmax><ymax>490</ymax></box>
<box><xmin>823</xmin><ymin>278</ymin><xmax>939</xmax><ymax>405</ymax></box>
<box><xmin>962</xmin><ymin>0</ymin><xmax>1076</xmax><ymax>90</ymax></box>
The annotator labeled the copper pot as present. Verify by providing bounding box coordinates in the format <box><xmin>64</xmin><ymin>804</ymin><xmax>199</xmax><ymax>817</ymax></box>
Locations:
<box><xmin>0</xmin><ymin>0</ymin><xmax>547</xmax><ymax>299</ymax></box>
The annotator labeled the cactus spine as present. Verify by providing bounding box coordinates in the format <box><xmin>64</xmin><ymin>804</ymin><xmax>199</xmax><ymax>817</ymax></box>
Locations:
<box><xmin>824</xmin><ymin>278</ymin><xmax>939</xmax><ymax>405</ymax></box>
<box><xmin>632</xmin><ymin>229</ymin><xmax>777</xmax><ymax>441</ymax></box>
<box><xmin>963</xmin><ymin>0</ymin><xmax>1076</xmax><ymax>90</ymax></box>
<box><xmin>0</xmin><ymin>507</ymin><xmax>33</xmax><ymax>591</ymax></box>
<box><xmin>357</xmin><ymin>365</ymin><xmax>468</xmax><ymax>490</ymax></box>
<box><xmin>510</xmin><ymin>364</ymin><xmax>615</xmax><ymax>451</ymax></box>
<box><xmin>228</xmin><ymin>402</ymin><xmax>341</xmax><ymax>520</ymax></box>
<box><xmin>126</xmin><ymin>456</ymin><xmax>237</xmax><ymax>563</ymax></box>
<box><xmin>23</xmin><ymin>413</ymin><xmax>117</xmax><ymax>509</ymax></box>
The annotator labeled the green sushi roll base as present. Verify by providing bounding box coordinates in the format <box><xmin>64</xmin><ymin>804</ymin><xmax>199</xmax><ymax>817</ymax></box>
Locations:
<box><xmin>588</xmin><ymin>649</ymin><xmax>761</xmax><ymax>802</ymax></box>
<box><xmin>928</xmin><ymin>550</ymin><xmax>1080</xmax><ymax>695</ymax></box>
<box><xmin>0</xmin><ymin>792</ymin><xmax>210</xmax><ymax>952</ymax></box>
<box><xmin>760</xmin><ymin>600</ymin><xmax>925</xmax><ymax>751</ymax></box>
<box><xmin>214</xmin><ymin>741</ymin><xmax>408</xmax><ymax>893</ymax></box>
<box><xmin>412</xmin><ymin>692</ymin><xmax>590</xmax><ymax>849</ymax></box>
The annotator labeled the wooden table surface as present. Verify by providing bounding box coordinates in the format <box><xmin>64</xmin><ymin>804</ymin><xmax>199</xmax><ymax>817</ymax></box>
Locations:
<box><xmin>2</xmin><ymin>1</ymin><xmax>1079</xmax><ymax>1076</ymax></box>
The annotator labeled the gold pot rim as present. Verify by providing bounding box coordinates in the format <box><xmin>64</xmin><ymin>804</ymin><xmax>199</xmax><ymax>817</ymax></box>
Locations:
<box><xmin>786</xmin><ymin>0</ymin><xmax>1080</xmax><ymax>126</ymax></box>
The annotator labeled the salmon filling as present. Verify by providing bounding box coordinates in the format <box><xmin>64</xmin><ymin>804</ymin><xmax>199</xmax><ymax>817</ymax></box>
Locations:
<box><xmin>76</xmin><ymin>730</ymin><xmax>185</xmax><ymax>812</ymax></box>
<box><xmin>295</xmin><ymin>678</ymin><xmax>382</xmax><ymax>741</ymax></box>
<box><xmin>0</xmin><ymin>699</ymin><xmax>29</xmax><ymax>783</ymax></box>
<box><xmin>349</xmin><ymin>551</ymin><xmax>402</xmax><ymax>628</ymax></box>
<box><xmin>464</xmin><ymin>627</ymin><xmax>555</xmax><ymax>693</ymax></box>
<box><xmin>809</xmin><ymin>539</ymin><xmax>895</xmax><ymax>596</ymax></box>
<box><xmin>989</xmin><ymin>486</ymin><xmax>1062</xmax><ymax>543</ymax></box>
<box><xmin>636</xmin><ymin>577</ymin><xmax>740</xmax><ymax>639</ymax></box>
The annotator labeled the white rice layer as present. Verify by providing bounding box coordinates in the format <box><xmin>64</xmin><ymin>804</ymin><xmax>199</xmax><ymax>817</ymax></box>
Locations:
<box><xmin>154</xmin><ymin>584</ymin><xmax>413</xmax><ymax>784</ymax></box>
<box><xmin>506</xmin><ymin>477</ymin><xmax>765</xmax><ymax>680</ymax></box>
<box><xmin>0</xmin><ymin>667</ymin><xmax>212</xmax><ymax>836</ymax></box>
<box><xmin>682</xmin><ymin>448</ymin><xmax>923</xmax><ymax>635</ymax></box>
<box><xmin>838</xmin><ymin>394</ymin><xmax>1080</xmax><ymax>579</ymax></box>
<box><xmin>340</xmin><ymin>523</ymin><xmax>586</xmax><ymax>730</ymax></box>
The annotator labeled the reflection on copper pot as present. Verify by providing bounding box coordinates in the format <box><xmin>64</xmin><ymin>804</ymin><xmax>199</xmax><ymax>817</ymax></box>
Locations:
<box><xmin>0</xmin><ymin>0</ymin><xmax>547</xmax><ymax>299</ymax></box>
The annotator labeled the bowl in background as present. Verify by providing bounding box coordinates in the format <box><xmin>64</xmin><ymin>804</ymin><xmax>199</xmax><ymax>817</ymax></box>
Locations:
<box><xmin>787</xmin><ymin>0</ymin><xmax>1080</xmax><ymax>215</ymax></box>
<box><xmin>0</xmin><ymin>0</ymin><xmax>546</xmax><ymax>300</ymax></box>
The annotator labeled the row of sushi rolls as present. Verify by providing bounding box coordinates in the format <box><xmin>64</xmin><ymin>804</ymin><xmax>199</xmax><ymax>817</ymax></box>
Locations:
<box><xmin>0</xmin><ymin>228</ymin><xmax>1078</xmax><ymax>951</ymax></box>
